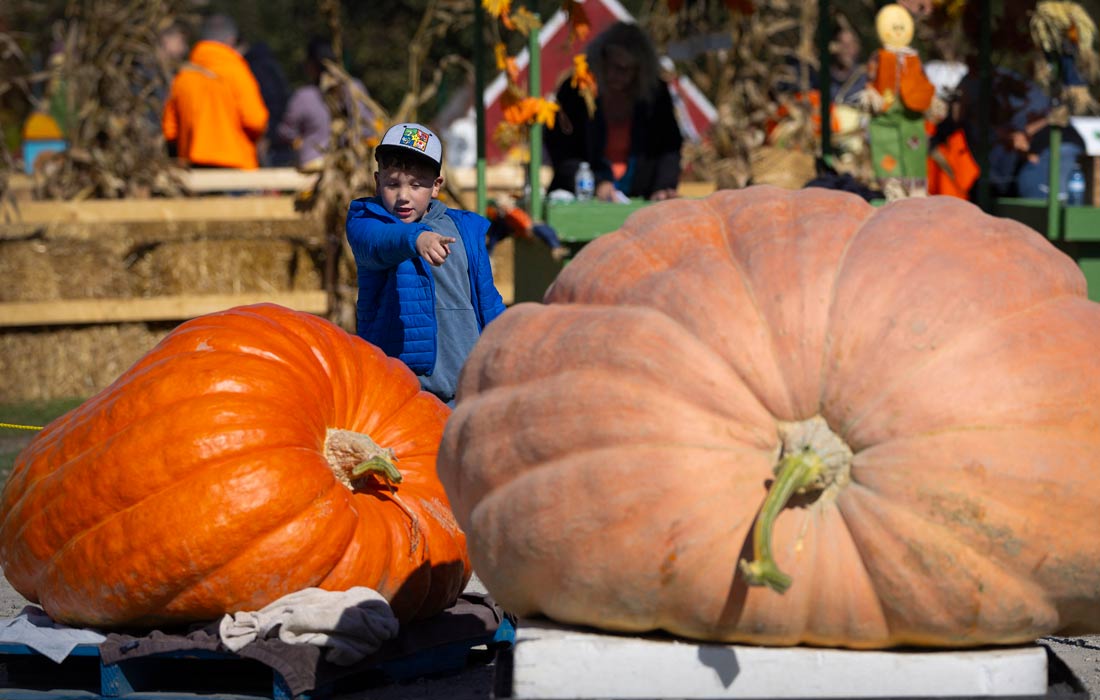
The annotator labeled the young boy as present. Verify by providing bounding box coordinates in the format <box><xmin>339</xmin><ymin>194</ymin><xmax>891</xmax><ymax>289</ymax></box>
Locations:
<box><xmin>345</xmin><ymin>123</ymin><xmax>506</xmax><ymax>406</ymax></box>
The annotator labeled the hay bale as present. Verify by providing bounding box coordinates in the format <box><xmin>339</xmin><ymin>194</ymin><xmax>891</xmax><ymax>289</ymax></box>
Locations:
<box><xmin>0</xmin><ymin>219</ymin><xmax>327</xmax><ymax>303</ymax></box>
<box><xmin>0</xmin><ymin>216</ymin><xmax>330</xmax><ymax>401</ymax></box>
<box><xmin>130</xmin><ymin>238</ymin><xmax>323</xmax><ymax>297</ymax></box>
<box><xmin>751</xmin><ymin>146</ymin><xmax>816</xmax><ymax>190</ymax></box>
<box><xmin>0</xmin><ymin>237</ymin><xmax>131</xmax><ymax>302</ymax></box>
<box><xmin>0</xmin><ymin>323</ymin><xmax>171</xmax><ymax>402</ymax></box>
<box><xmin>491</xmin><ymin>237</ymin><xmax>514</xmax><ymax>306</ymax></box>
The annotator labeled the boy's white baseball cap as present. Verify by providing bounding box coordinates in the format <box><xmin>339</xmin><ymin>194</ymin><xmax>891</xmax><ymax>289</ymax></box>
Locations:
<box><xmin>377</xmin><ymin>123</ymin><xmax>443</xmax><ymax>165</ymax></box>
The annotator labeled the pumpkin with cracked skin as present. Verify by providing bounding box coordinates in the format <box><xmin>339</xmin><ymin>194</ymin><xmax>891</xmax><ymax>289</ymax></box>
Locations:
<box><xmin>438</xmin><ymin>185</ymin><xmax>1100</xmax><ymax>648</ymax></box>
<box><xmin>0</xmin><ymin>303</ymin><xmax>469</xmax><ymax>627</ymax></box>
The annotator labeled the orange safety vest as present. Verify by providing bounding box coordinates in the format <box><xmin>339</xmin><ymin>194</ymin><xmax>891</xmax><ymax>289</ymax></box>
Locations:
<box><xmin>162</xmin><ymin>41</ymin><xmax>269</xmax><ymax>169</ymax></box>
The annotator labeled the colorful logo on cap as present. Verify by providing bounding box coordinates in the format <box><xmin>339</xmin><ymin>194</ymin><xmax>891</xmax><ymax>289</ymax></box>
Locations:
<box><xmin>399</xmin><ymin>127</ymin><xmax>431</xmax><ymax>153</ymax></box>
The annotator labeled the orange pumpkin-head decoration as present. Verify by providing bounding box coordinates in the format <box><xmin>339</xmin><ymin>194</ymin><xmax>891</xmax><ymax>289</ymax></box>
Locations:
<box><xmin>438</xmin><ymin>186</ymin><xmax>1100</xmax><ymax>649</ymax></box>
<box><xmin>0</xmin><ymin>303</ymin><xmax>470</xmax><ymax>627</ymax></box>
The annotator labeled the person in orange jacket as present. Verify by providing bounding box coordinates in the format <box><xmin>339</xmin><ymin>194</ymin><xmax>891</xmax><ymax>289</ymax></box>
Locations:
<box><xmin>162</xmin><ymin>14</ymin><xmax>269</xmax><ymax>169</ymax></box>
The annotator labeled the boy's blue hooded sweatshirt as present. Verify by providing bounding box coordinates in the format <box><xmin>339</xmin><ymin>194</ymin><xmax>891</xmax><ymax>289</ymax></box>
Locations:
<box><xmin>345</xmin><ymin>196</ymin><xmax>506</xmax><ymax>381</ymax></box>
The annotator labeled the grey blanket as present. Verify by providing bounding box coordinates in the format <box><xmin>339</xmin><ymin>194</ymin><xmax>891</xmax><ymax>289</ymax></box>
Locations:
<box><xmin>98</xmin><ymin>593</ymin><xmax>509</xmax><ymax>697</ymax></box>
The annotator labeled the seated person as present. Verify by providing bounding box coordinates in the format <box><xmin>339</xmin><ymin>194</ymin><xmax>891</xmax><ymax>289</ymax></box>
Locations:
<box><xmin>1015</xmin><ymin>123</ymin><xmax>1087</xmax><ymax>200</ymax></box>
<box><xmin>544</xmin><ymin>21</ymin><xmax>683</xmax><ymax>202</ymax></box>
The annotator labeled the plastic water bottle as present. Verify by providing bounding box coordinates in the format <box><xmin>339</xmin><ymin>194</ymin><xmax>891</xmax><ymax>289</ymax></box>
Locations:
<box><xmin>1067</xmin><ymin>167</ymin><xmax>1086</xmax><ymax>206</ymax></box>
<box><xmin>574</xmin><ymin>161</ymin><xmax>595</xmax><ymax>202</ymax></box>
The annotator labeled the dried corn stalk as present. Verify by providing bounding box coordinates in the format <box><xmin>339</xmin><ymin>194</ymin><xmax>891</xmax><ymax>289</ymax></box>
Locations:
<box><xmin>0</xmin><ymin>137</ymin><xmax>19</xmax><ymax>224</ymax></box>
<box><xmin>1</xmin><ymin>0</ymin><xmax>190</xmax><ymax>200</ymax></box>
<box><xmin>648</xmin><ymin>0</ymin><xmax>807</xmax><ymax>188</ymax></box>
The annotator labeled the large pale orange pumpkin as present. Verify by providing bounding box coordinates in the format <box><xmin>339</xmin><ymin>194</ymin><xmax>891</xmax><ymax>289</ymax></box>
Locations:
<box><xmin>0</xmin><ymin>304</ymin><xmax>469</xmax><ymax>627</ymax></box>
<box><xmin>438</xmin><ymin>186</ymin><xmax>1100</xmax><ymax>649</ymax></box>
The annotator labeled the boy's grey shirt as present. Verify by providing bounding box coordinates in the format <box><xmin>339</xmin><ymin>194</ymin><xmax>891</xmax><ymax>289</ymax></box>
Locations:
<box><xmin>418</xmin><ymin>201</ymin><xmax>479</xmax><ymax>405</ymax></box>
<box><xmin>344</xmin><ymin>196</ymin><xmax>507</xmax><ymax>406</ymax></box>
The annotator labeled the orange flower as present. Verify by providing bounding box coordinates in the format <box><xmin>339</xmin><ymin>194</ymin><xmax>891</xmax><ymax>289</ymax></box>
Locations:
<box><xmin>563</xmin><ymin>0</ymin><xmax>591</xmax><ymax>42</ymax></box>
<box><xmin>482</xmin><ymin>0</ymin><xmax>511</xmax><ymax>18</ymax></box>
<box><xmin>570</xmin><ymin>54</ymin><xmax>598</xmax><ymax>117</ymax></box>
<box><xmin>504</xmin><ymin>57</ymin><xmax>519</xmax><ymax>84</ymax></box>
<box><xmin>530</xmin><ymin>97</ymin><xmax>560</xmax><ymax>129</ymax></box>
<box><xmin>510</xmin><ymin>7</ymin><xmax>542</xmax><ymax>36</ymax></box>
<box><xmin>494</xmin><ymin>44</ymin><xmax>520</xmax><ymax>83</ymax></box>
<box><xmin>483</xmin><ymin>0</ymin><xmax>514</xmax><ymax>29</ymax></box>
<box><xmin>570</xmin><ymin>54</ymin><xmax>597</xmax><ymax>94</ymax></box>
<box><xmin>501</xmin><ymin>85</ymin><xmax>535</xmax><ymax>126</ymax></box>
<box><xmin>501</xmin><ymin>86</ymin><xmax>560</xmax><ymax>130</ymax></box>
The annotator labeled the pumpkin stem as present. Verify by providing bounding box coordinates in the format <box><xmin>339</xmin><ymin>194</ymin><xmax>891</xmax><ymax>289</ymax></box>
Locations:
<box><xmin>738</xmin><ymin>415</ymin><xmax>853</xmax><ymax>594</ymax></box>
<box><xmin>738</xmin><ymin>448</ymin><xmax>825</xmax><ymax>593</ymax></box>
<box><xmin>352</xmin><ymin>455</ymin><xmax>403</xmax><ymax>484</ymax></box>
<box><xmin>323</xmin><ymin>429</ymin><xmax>419</xmax><ymax>554</ymax></box>
<box><xmin>323</xmin><ymin>428</ymin><xmax>401</xmax><ymax>491</ymax></box>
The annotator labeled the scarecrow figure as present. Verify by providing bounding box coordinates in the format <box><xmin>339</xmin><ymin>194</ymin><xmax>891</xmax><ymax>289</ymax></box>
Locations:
<box><xmin>864</xmin><ymin>3</ymin><xmax>935</xmax><ymax>198</ymax></box>
<box><xmin>1029</xmin><ymin>1</ymin><xmax>1099</xmax><ymax>115</ymax></box>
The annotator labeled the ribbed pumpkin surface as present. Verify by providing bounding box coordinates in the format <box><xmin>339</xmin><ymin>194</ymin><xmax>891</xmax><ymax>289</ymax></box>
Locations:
<box><xmin>438</xmin><ymin>186</ymin><xmax>1100</xmax><ymax>648</ymax></box>
<box><xmin>0</xmin><ymin>303</ymin><xmax>469</xmax><ymax>627</ymax></box>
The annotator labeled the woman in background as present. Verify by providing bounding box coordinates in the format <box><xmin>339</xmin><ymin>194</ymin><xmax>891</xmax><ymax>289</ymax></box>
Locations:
<box><xmin>545</xmin><ymin>21</ymin><xmax>683</xmax><ymax>202</ymax></box>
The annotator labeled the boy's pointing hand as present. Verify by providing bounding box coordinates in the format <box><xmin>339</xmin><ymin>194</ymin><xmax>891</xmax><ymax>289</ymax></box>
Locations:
<box><xmin>417</xmin><ymin>232</ymin><xmax>457</xmax><ymax>266</ymax></box>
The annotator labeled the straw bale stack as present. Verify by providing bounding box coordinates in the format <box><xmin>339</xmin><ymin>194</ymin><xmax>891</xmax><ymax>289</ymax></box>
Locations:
<box><xmin>750</xmin><ymin>146</ymin><xmax>816</xmax><ymax>190</ymax></box>
<box><xmin>0</xmin><ymin>216</ymin><xmax>329</xmax><ymax>402</ymax></box>
<box><xmin>0</xmin><ymin>323</ymin><xmax>171</xmax><ymax>402</ymax></box>
<box><xmin>0</xmin><ymin>236</ymin><xmax>131</xmax><ymax>302</ymax></box>
<box><xmin>129</xmin><ymin>236</ymin><xmax>323</xmax><ymax>297</ymax></box>
<box><xmin>1</xmin><ymin>219</ymin><xmax>326</xmax><ymax>298</ymax></box>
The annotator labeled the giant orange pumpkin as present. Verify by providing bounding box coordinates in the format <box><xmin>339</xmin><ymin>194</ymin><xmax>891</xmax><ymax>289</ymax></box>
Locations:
<box><xmin>438</xmin><ymin>186</ymin><xmax>1100</xmax><ymax>649</ymax></box>
<box><xmin>0</xmin><ymin>304</ymin><xmax>469</xmax><ymax>627</ymax></box>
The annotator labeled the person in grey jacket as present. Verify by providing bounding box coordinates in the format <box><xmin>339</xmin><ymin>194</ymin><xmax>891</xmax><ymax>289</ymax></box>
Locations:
<box><xmin>345</xmin><ymin>123</ymin><xmax>506</xmax><ymax>406</ymax></box>
<box><xmin>278</xmin><ymin>38</ymin><xmax>373</xmax><ymax>171</ymax></box>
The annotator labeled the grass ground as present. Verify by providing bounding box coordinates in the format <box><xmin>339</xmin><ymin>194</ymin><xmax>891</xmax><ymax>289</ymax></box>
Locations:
<box><xmin>0</xmin><ymin>397</ymin><xmax>85</xmax><ymax>481</ymax></box>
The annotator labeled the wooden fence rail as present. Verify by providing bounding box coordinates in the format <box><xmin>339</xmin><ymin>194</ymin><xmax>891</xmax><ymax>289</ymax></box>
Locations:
<box><xmin>0</xmin><ymin>292</ymin><xmax>329</xmax><ymax>328</ymax></box>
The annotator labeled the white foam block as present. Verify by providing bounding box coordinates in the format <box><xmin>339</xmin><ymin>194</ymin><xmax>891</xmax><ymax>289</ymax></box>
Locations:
<box><xmin>505</xmin><ymin>620</ymin><xmax>1049</xmax><ymax>698</ymax></box>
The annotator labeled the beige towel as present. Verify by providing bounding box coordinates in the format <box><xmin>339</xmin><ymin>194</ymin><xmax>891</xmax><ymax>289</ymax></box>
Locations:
<box><xmin>218</xmin><ymin>587</ymin><xmax>399</xmax><ymax>665</ymax></box>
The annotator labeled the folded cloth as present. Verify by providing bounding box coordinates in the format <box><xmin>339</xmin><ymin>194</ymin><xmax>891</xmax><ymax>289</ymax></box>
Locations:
<box><xmin>101</xmin><ymin>592</ymin><xmax>508</xmax><ymax>698</ymax></box>
<box><xmin>218</xmin><ymin>587</ymin><xmax>398</xmax><ymax>665</ymax></box>
<box><xmin>0</xmin><ymin>605</ymin><xmax>107</xmax><ymax>663</ymax></box>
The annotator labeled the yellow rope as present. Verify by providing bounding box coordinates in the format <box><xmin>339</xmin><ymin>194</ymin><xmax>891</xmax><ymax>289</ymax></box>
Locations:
<box><xmin>0</xmin><ymin>422</ymin><xmax>44</xmax><ymax>431</ymax></box>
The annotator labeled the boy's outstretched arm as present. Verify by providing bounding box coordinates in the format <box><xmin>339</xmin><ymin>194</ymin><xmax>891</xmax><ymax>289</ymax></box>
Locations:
<box><xmin>346</xmin><ymin>200</ymin><xmax>427</xmax><ymax>271</ymax></box>
<box><xmin>417</xmin><ymin>231</ymin><xmax>457</xmax><ymax>267</ymax></box>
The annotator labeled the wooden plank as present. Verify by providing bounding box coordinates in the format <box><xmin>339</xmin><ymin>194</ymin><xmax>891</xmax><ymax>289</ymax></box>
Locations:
<box><xmin>9</xmin><ymin>169</ymin><xmax>316</xmax><ymax>195</ymax></box>
<box><xmin>6</xmin><ymin>174</ymin><xmax>33</xmax><ymax>202</ymax></box>
<box><xmin>680</xmin><ymin>181</ymin><xmax>718</xmax><ymax>198</ymax></box>
<box><xmin>12</xmin><ymin>165</ymin><xmax>541</xmax><ymax>196</ymax></box>
<box><xmin>10</xmin><ymin>218</ymin><xmax>325</xmax><ymax>244</ymax></box>
<box><xmin>180</xmin><ymin>167</ymin><xmax>317</xmax><ymax>193</ymax></box>
<box><xmin>14</xmin><ymin>196</ymin><xmax>307</xmax><ymax>224</ymax></box>
<box><xmin>0</xmin><ymin>291</ymin><xmax>328</xmax><ymax>327</ymax></box>
<box><xmin>447</xmin><ymin>165</ymin><xmax>552</xmax><ymax>191</ymax></box>
<box><xmin>7</xmin><ymin>174</ymin><xmax>32</xmax><ymax>190</ymax></box>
